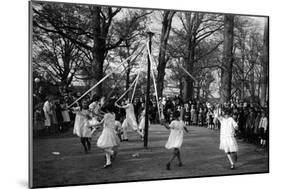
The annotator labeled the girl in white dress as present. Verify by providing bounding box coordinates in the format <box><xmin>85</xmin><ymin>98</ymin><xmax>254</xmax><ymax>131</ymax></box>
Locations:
<box><xmin>60</xmin><ymin>99</ymin><xmax>71</xmax><ymax>132</ymax></box>
<box><xmin>88</xmin><ymin>97</ymin><xmax>102</xmax><ymax>136</ymax></box>
<box><xmin>213</xmin><ymin>104</ymin><xmax>221</xmax><ymax>130</ymax></box>
<box><xmin>162</xmin><ymin>111</ymin><xmax>189</xmax><ymax>170</ymax></box>
<box><xmin>114</xmin><ymin>120</ymin><xmax>123</xmax><ymax>141</ymax></box>
<box><xmin>218</xmin><ymin>109</ymin><xmax>238</xmax><ymax>169</ymax></box>
<box><xmin>115</xmin><ymin>99</ymin><xmax>143</xmax><ymax>141</ymax></box>
<box><xmin>159</xmin><ymin>100</ymin><xmax>165</xmax><ymax>120</ymax></box>
<box><xmin>138</xmin><ymin>108</ymin><xmax>150</xmax><ymax>139</ymax></box>
<box><xmin>43</xmin><ymin>96</ymin><xmax>53</xmax><ymax>135</ymax></box>
<box><xmin>72</xmin><ymin>100</ymin><xmax>92</xmax><ymax>153</ymax></box>
<box><xmin>190</xmin><ymin>105</ymin><xmax>197</xmax><ymax>125</ymax></box>
<box><xmin>90</xmin><ymin>105</ymin><xmax>120</xmax><ymax>168</ymax></box>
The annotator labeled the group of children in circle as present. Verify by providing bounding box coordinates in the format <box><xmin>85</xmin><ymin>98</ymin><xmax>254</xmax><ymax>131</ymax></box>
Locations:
<box><xmin>71</xmin><ymin>95</ymin><xmax>239</xmax><ymax>170</ymax></box>
<box><xmin>72</xmin><ymin>96</ymin><xmax>147</xmax><ymax>168</ymax></box>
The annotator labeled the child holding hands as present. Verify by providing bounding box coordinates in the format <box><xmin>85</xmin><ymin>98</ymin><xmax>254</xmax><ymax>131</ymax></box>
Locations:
<box><xmin>72</xmin><ymin>100</ymin><xmax>92</xmax><ymax>153</ymax></box>
<box><xmin>89</xmin><ymin>104</ymin><xmax>120</xmax><ymax>168</ymax></box>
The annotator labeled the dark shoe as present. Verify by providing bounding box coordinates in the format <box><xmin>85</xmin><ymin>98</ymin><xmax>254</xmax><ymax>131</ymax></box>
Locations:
<box><xmin>103</xmin><ymin>164</ymin><xmax>112</xmax><ymax>169</ymax></box>
<box><xmin>178</xmin><ymin>162</ymin><xmax>183</xmax><ymax>167</ymax></box>
<box><xmin>123</xmin><ymin>139</ymin><xmax>129</xmax><ymax>142</ymax></box>
<box><xmin>166</xmin><ymin>163</ymin><xmax>171</xmax><ymax>170</ymax></box>
<box><xmin>111</xmin><ymin>151</ymin><xmax>118</xmax><ymax>161</ymax></box>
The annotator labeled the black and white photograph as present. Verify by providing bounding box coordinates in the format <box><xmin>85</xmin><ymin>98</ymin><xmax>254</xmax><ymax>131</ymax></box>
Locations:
<box><xmin>29</xmin><ymin>0</ymin><xmax>269</xmax><ymax>188</ymax></box>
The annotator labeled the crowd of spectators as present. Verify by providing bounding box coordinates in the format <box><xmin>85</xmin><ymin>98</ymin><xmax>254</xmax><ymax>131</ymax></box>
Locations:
<box><xmin>33</xmin><ymin>86</ymin><xmax>268</xmax><ymax>149</ymax></box>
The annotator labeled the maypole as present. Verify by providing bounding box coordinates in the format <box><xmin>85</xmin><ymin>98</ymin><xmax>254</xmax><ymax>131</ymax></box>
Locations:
<box><xmin>144</xmin><ymin>31</ymin><xmax>154</xmax><ymax>148</ymax></box>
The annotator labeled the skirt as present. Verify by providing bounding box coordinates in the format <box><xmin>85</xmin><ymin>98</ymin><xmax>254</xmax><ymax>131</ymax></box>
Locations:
<box><xmin>89</xmin><ymin>117</ymin><xmax>99</xmax><ymax>126</ymax></box>
<box><xmin>62</xmin><ymin>110</ymin><xmax>70</xmax><ymax>122</ymax></box>
<box><xmin>44</xmin><ymin>114</ymin><xmax>51</xmax><ymax>127</ymax></box>
<box><xmin>73</xmin><ymin>125</ymin><xmax>92</xmax><ymax>138</ymax></box>
<box><xmin>122</xmin><ymin>118</ymin><xmax>138</xmax><ymax>130</ymax></box>
<box><xmin>165</xmin><ymin>130</ymin><xmax>183</xmax><ymax>149</ymax></box>
<box><xmin>139</xmin><ymin>118</ymin><xmax>150</xmax><ymax>130</ymax></box>
<box><xmin>97</xmin><ymin>128</ymin><xmax>120</xmax><ymax>149</ymax></box>
<box><xmin>219</xmin><ymin>136</ymin><xmax>238</xmax><ymax>153</ymax></box>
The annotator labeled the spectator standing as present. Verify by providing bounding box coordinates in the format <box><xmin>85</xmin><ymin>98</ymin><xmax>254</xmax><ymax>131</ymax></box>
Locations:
<box><xmin>43</xmin><ymin>96</ymin><xmax>53</xmax><ymax>135</ymax></box>
<box><xmin>258</xmin><ymin>111</ymin><xmax>268</xmax><ymax>148</ymax></box>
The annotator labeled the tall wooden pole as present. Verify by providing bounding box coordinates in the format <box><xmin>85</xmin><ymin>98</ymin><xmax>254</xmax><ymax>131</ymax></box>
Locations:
<box><xmin>144</xmin><ymin>31</ymin><xmax>154</xmax><ymax>148</ymax></box>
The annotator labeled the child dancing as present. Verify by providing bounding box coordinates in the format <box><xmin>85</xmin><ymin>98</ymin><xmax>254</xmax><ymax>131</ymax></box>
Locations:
<box><xmin>218</xmin><ymin>108</ymin><xmax>239</xmax><ymax>169</ymax></box>
<box><xmin>115</xmin><ymin>99</ymin><xmax>143</xmax><ymax>141</ymax></box>
<box><xmin>90</xmin><ymin>104</ymin><xmax>120</xmax><ymax>168</ymax></box>
<box><xmin>138</xmin><ymin>108</ymin><xmax>150</xmax><ymax>139</ymax></box>
<box><xmin>161</xmin><ymin>111</ymin><xmax>189</xmax><ymax>170</ymax></box>
<box><xmin>72</xmin><ymin>100</ymin><xmax>92</xmax><ymax>153</ymax></box>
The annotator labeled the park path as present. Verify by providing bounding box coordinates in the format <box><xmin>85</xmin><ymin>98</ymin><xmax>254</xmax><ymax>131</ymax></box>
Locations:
<box><xmin>32</xmin><ymin>125</ymin><xmax>269</xmax><ymax>188</ymax></box>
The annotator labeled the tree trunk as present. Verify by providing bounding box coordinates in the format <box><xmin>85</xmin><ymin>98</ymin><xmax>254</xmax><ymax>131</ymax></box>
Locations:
<box><xmin>157</xmin><ymin>11</ymin><xmax>175</xmax><ymax>98</ymax></box>
<box><xmin>182</xmin><ymin>44</ymin><xmax>195</xmax><ymax>102</ymax></box>
<box><xmin>260</xmin><ymin>17</ymin><xmax>269</xmax><ymax>107</ymax></box>
<box><xmin>220</xmin><ymin>14</ymin><xmax>234</xmax><ymax>103</ymax></box>
<box><xmin>250</xmin><ymin>60</ymin><xmax>255</xmax><ymax>102</ymax></box>
<box><xmin>92</xmin><ymin>7</ymin><xmax>106</xmax><ymax>97</ymax></box>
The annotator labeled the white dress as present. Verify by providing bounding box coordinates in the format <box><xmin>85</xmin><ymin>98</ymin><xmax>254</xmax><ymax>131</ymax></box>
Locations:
<box><xmin>159</xmin><ymin>103</ymin><xmax>165</xmax><ymax>120</ymax></box>
<box><xmin>219</xmin><ymin>117</ymin><xmax>239</xmax><ymax>153</ymax></box>
<box><xmin>73</xmin><ymin>109</ymin><xmax>92</xmax><ymax>138</ymax></box>
<box><xmin>213</xmin><ymin>109</ymin><xmax>219</xmax><ymax>122</ymax></box>
<box><xmin>89</xmin><ymin>101</ymin><xmax>100</xmax><ymax>115</ymax></box>
<box><xmin>122</xmin><ymin>104</ymin><xmax>138</xmax><ymax>130</ymax></box>
<box><xmin>89</xmin><ymin>116</ymin><xmax>99</xmax><ymax>126</ymax></box>
<box><xmin>165</xmin><ymin>120</ymin><xmax>185</xmax><ymax>149</ymax></box>
<box><xmin>61</xmin><ymin>104</ymin><xmax>70</xmax><ymax>122</ymax></box>
<box><xmin>115</xmin><ymin>120</ymin><xmax>122</xmax><ymax>131</ymax></box>
<box><xmin>97</xmin><ymin>113</ymin><xmax>120</xmax><ymax>149</ymax></box>
<box><xmin>43</xmin><ymin>101</ymin><xmax>52</xmax><ymax>127</ymax></box>
<box><xmin>139</xmin><ymin>111</ymin><xmax>150</xmax><ymax>130</ymax></box>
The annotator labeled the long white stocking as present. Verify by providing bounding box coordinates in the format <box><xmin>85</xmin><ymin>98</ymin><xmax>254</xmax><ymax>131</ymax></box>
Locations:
<box><xmin>105</xmin><ymin>153</ymin><xmax>111</xmax><ymax>165</ymax></box>
<box><xmin>122</xmin><ymin>127</ymin><xmax>128</xmax><ymax>140</ymax></box>
<box><xmin>226</xmin><ymin>154</ymin><xmax>234</xmax><ymax>165</ymax></box>
<box><xmin>122</xmin><ymin>119</ymin><xmax>128</xmax><ymax>140</ymax></box>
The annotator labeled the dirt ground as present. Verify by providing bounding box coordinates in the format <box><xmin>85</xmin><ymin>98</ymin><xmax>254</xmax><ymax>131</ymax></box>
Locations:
<box><xmin>32</xmin><ymin>125</ymin><xmax>269</xmax><ymax>188</ymax></box>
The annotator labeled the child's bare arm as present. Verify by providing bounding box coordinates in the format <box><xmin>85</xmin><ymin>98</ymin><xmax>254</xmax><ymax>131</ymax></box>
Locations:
<box><xmin>160</xmin><ymin>119</ymin><xmax>170</xmax><ymax>130</ymax></box>
<box><xmin>88</xmin><ymin>119</ymin><xmax>104</xmax><ymax>128</ymax></box>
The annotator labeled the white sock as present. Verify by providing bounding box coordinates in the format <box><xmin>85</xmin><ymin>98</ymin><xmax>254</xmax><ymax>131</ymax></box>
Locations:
<box><xmin>105</xmin><ymin>153</ymin><xmax>111</xmax><ymax>165</ymax></box>
<box><xmin>226</xmin><ymin>154</ymin><xmax>234</xmax><ymax>165</ymax></box>
<box><xmin>123</xmin><ymin>128</ymin><xmax>128</xmax><ymax>140</ymax></box>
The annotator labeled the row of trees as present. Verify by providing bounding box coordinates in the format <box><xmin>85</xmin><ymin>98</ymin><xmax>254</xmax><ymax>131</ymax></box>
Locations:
<box><xmin>32</xmin><ymin>2</ymin><xmax>269</xmax><ymax>106</ymax></box>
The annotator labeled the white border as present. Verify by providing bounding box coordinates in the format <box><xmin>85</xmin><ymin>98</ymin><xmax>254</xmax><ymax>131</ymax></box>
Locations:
<box><xmin>0</xmin><ymin>0</ymin><xmax>280</xmax><ymax>189</ymax></box>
